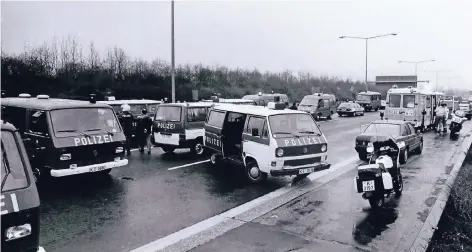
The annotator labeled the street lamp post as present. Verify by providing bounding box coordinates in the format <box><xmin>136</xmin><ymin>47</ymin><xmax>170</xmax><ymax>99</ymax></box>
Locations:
<box><xmin>339</xmin><ymin>33</ymin><xmax>397</xmax><ymax>91</ymax></box>
<box><xmin>398</xmin><ymin>60</ymin><xmax>435</xmax><ymax>77</ymax></box>
<box><xmin>171</xmin><ymin>0</ymin><xmax>176</xmax><ymax>103</ymax></box>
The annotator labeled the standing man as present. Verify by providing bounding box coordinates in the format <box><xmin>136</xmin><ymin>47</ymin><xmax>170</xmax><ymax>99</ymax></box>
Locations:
<box><xmin>120</xmin><ymin>104</ymin><xmax>134</xmax><ymax>155</ymax></box>
<box><xmin>137</xmin><ymin>109</ymin><xmax>153</xmax><ymax>154</ymax></box>
<box><xmin>289</xmin><ymin>102</ymin><xmax>298</xmax><ymax>110</ymax></box>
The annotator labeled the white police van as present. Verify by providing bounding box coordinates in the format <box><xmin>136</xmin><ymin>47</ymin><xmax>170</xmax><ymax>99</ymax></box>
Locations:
<box><xmin>204</xmin><ymin>102</ymin><xmax>331</xmax><ymax>183</ymax></box>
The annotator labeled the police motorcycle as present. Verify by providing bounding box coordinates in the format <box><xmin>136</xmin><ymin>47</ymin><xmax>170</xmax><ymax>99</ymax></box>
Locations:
<box><xmin>450</xmin><ymin>110</ymin><xmax>467</xmax><ymax>137</ymax></box>
<box><xmin>354</xmin><ymin>136</ymin><xmax>405</xmax><ymax>209</ymax></box>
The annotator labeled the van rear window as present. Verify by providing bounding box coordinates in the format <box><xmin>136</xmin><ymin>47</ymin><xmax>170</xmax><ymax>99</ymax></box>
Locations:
<box><xmin>155</xmin><ymin>106</ymin><xmax>182</xmax><ymax>122</ymax></box>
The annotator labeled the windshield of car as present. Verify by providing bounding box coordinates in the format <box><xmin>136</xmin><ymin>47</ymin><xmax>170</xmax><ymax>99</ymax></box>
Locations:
<box><xmin>357</xmin><ymin>94</ymin><xmax>371</xmax><ymax>102</ymax></box>
<box><xmin>1</xmin><ymin>131</ymin><xmax>28</xmax><ymax>192</ymax></box>
<box><xmin>154</xmin><ymin>106</ymin><xmax>182</xmax><ymax>122</ymax></box>
<box><xmin>299</xmin><ymin>97</ymin><xmax>320</xmax><ymax>106</ymax></box>
<box><xmin>363</xmin><ymin>123</ymin><xmax>401</xmax><ymax>137</ymax></box>
<box><xmin>268</xmin><ymin>113</ymin><xmax>322</xmax><ymax>138</ymax></box>
<box><xmin>50</xmin><ymin>108</ymin><xmax>121</xmax><ymax>137</ymax></box>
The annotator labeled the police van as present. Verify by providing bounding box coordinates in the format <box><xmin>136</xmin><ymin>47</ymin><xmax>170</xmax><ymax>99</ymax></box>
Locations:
<box><xmin>152</xmin><ymin>102</ymin><xmax>214</xmax><ymax>156</ymax></box>
<box><xmin>98</xmin><ymin>97</ymin><xmax>162</xmax><ymax>137</ymax></box>
<box><xmin>1</xmin><ymin>94</ymin><xmax>128</xmax><ymax>181</ymax></box>
<box><xmin>1</xmin><ymin>120</ymin><xmax>46</xmax><ymax>252</ymax></box>
<box><xmin>242</xmin><ymin>92</ymin><xmax>290</xmax><ymax>106</ymax></box>
<box><xmin>204</xmin><ymin>102</ymin><xmax>331</xmax><ymax>183</ymax></box>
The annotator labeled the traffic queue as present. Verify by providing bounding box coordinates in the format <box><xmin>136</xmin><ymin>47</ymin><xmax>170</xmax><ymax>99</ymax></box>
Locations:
<box><xmin>0</xmin><ymin>87</ymin><xmax>470</xmax><ymax>250</ymax></box>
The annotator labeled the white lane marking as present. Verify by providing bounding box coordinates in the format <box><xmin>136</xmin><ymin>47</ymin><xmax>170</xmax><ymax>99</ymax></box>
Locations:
<box><xmin>167</xmin><ymin>160</ymin><xmax>210</xmax><ymax>171</ymax></box>
<box><xmin>131</xmin><ymin>155</ymin><xmax>358</xmax><ymax>252</ymax></box>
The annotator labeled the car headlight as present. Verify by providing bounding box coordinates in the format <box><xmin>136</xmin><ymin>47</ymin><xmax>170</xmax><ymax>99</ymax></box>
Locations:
<box><xmin>60</xmin><ymin>153</ymin><xmax>71</xmax><ymax>161</ymax></box>
<box><xmin>115</xmin><ymin>147</ymin><xmax>124</xmax><ymax>153</ymax></box>
<box><xmin>321</xmin><ymin>144</ymin><xmax>327</xmax><ymax>152</ymax></box>
<box><xmin>276</xmin><ymin>148</ymin><xmax>284</xmax><ymax>157</ymax></box>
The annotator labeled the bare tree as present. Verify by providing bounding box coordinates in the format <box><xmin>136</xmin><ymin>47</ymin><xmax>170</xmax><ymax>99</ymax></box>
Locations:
<box><xmin>88</xmin><ymin>42</ymin><xmax>100</xmax><ymax>71</ymax></box>
<box><xmin>113</xmin><ymin>46</ymin><xmax>127</xmax><ymax>80</ymax></box>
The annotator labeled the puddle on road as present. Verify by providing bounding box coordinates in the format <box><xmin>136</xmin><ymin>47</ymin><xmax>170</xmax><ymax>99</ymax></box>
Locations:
<box><xmin>352</xmin><ymin>200</ymin><xmax>399</xmax><ymax>246</ymax></box>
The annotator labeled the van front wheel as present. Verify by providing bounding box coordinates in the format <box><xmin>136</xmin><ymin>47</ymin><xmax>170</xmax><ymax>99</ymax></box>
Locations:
<box><xmin>245</xmin><ymin>160</ymin><xmax>268</xmax><ymax>183</ymax></box>
<box><xmin>191</xmin><ymin>140</ymin><xmax>205</xmax><ymax>156</ymax></box>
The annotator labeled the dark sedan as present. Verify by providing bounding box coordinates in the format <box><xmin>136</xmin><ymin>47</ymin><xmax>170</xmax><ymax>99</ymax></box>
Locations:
<box><xmin>355</xmin><ymin>120</ymin><xmax>423</xmax><ymax>163</ymax></box>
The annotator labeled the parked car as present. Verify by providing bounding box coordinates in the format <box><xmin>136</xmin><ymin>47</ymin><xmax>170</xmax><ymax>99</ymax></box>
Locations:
<box><xmin>355</xmin><ymin>120</ymin><xmax>423</xmax><ymax>162</ymax></box>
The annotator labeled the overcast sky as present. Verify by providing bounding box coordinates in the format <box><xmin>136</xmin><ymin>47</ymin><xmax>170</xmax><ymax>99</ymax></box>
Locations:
<box><xmin>2</xmin><ymin>0</ymin><xmax>471</xmax><ymax>90</ymax></box>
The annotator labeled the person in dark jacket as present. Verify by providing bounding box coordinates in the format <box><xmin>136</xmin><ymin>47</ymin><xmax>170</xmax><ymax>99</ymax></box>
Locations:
<box><xmin>120</xmin><ymin>104</ymin><xmax>134</xmax><ymax>155</ymax></box>
<box><xmin>289</xmin><ymin>102</ymin><xmax>298</xmax><ymax>110</ymax></box>
<box><xmin>137</xmin><ymin>109</ymin><xmax>153</xmax><ymax>154</ymax></box>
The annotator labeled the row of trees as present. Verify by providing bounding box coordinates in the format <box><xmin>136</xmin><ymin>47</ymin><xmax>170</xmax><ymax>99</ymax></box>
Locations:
<box><xmin>1</xmin><ymin>36</ymin><xmax>378</xmax><ymax>101</ymax></box>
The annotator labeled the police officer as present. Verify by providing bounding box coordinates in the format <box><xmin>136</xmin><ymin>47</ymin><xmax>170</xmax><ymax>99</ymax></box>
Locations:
<box><xmin>137</xmin><ymin>109</ymin><xmax>153</xmax><ymax>154</ymax></box>
<box><xmin>120</xmin><ymin>104</ymin><xmax>134</xmax><ymax>155</ymax></box>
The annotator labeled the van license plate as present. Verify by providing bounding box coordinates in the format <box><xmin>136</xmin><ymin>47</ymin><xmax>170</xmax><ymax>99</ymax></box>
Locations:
<box><xmin>89</xmin><ymin>165</ymin><xmax>107</xmax><ymax>172</ymax></box>
<box><xmin>161</xmin><ymin>134</ymin><xmax>171</xmax><ymax>139</ymax></box>
<box><xmin>299</xmin><ymin>167</ymin><xmax>315</xmax><ymax>174</ymax></box>
<box><xmin>362</xmin><ymin>180</ymin><xmax>375</xmax><ymax>191</ymax></box>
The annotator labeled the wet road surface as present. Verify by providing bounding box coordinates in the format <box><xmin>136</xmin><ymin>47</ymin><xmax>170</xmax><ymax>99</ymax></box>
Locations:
<box><xmin>188</xmin><ymin>122</ymin><xmax>472</xmax><ymax>252</ymax></box>
<box><xmin>39</xmin><ymin>112</ymin><xmax>381</xmax><ymax>252</ymax></box>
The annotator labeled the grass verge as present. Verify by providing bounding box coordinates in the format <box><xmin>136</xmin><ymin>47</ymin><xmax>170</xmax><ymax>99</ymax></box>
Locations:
<box><xmin>428</xmin><ymin>143</ymin><xmax>472</xmax><ymax>252</ymax></box>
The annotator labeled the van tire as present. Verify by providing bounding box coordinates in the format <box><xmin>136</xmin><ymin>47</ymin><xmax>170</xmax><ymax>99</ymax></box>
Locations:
<box><xmin>327</xmin><ymin>114</ymin><xmax>332</xmax><ymax>120</ymax></box>
<box><xmin>191</xmin><ymin>140</ymin><xmax>205</xmax><ymax>156</ymax></box>
<box><xmin>162</xmin><ymin>146</ymin><xmax>176</xmax><ymax>153</ymax></box>
<box><xmin>245</xmin><ymin>160</ymin><xmax>268</xmax><ymax>183</ymax></box>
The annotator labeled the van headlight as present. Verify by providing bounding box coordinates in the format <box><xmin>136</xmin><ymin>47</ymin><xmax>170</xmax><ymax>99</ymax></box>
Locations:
<box><xmin>115</xmin><ymin>147</ymin><xmax>124</xmax><ymax>153</ymax></box>
<box><xmin>5</xmin><ymin>224</ymin><xmax>31</xmax><ymax>241</ymax></box>
<box><xmin>276</xmin><ymin>148</ymin><xmax>284</xmax><ymax>157</ymax></box>
<box><xmin>60</xmin><ymin>153</ymin><xmax>71</xmax><ymax>161</ymax></box>
<box><xmin>321</xmin><ymin>144</ymin><xmax>327</xmax><ymax>152</ymax></box>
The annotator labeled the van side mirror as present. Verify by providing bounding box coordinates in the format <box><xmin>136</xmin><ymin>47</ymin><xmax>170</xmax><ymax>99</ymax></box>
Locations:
<box><xmin>251</xmin><ymin>128</ymin><xmax>259</xmax><ymax>137</ymax></box>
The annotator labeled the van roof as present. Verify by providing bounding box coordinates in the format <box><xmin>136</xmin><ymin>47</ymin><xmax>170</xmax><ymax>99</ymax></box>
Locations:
<box><xmin>358</xmin><ymin>91</ymin><xmax>381</xmax><ymax>95</ymax></box>
<box><xmin>211</xmin><ymin>103</ymin><xmax>307</xmax><ymax>116</ymax></box>
<box><xmin>97</xmin><ymin>99</ymin><xmax>162</xmax><ymax>105</ymax></box>
<box><xmin>387</xmin><ymin>87</ymin><xmax>440</xmax><ymax>95</ymax></box>
<box><xmin>159</xmin><ymin>102</ymin><xmax>214</xmax><ymax>108</ymax></box>
<box><xmin>0</xmin><ymin>120</ymin><xmax>17</xmax><ymax>131</ymax></box>
<box><xmin>302</xmin><ymin>93</ymin><xmax>335</xmax><ymax>99</ymax></box>
<box><xmin>1</xmin><ymin>97</ymin><xmax>112</xmax><ymax>110</ymax></box>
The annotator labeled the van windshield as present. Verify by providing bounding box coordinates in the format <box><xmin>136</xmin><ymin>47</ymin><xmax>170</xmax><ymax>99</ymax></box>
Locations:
<box><xmin>50</xmin><ymin>108</ymin><xmax>121</xmax><ymax>138</ymax></box>
<box><xmin>299</xmin><ymin>97</ymin><xmax>320</xmax><ymax>106</ymax></box>
<box><xmin>357</xmin><ymin>94</ymin><xmax>371</xmax><ymax>102</ymax></box>
<box><xmin>155</xmin><ymin>106</ymin><xmax>182</xmax><ymax>122</ymax></box>
<box><xmin>268</xmin><ymin>113</ymin><xmax>321</xmax><ymax>138</ymax></box>
<box><xmin>363</xmin><ymin>123</ymin><xmax>401</xmax><ymax>137</ymax></box>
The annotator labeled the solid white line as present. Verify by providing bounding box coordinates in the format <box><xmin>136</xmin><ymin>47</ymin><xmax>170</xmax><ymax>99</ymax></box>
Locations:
<box><xmin>132</xmin><ymin>155</ymin><xmax>358</xmax><ymax>252</ymax></box>
<box><xmin>167</xmin><ymin>160</ymin><xmax>211</xmax><ymax>170</ymax></box>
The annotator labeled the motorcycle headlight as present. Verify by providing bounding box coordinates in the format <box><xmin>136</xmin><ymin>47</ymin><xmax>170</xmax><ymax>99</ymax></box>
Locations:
<box><xmin>366</xmin><ymin>146</ymin><xmax>374</xmax><ymax>153</ymax></box>
<box><xmin>276</xmin><ymin>148</ymin><xmax>284</xmax><ymax>157</ymax></box>
<box><xmin>321</xmin><ymin>144</ymin><xmax>327</xmax><ymax>152</ymax></box>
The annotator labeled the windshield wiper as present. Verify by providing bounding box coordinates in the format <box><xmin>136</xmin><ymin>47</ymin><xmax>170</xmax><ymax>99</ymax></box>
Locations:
<box><xmin>86</xmin><ymin>128</ymin><xmax>114</xmax><ymax>136</ymax></box>
<box><xmin>272</xmin><ymin>131</ymin><xmax>299</xmax><ymax>137</ymax></box>
<box><xmin>57</xmin><ymin>129</ymin><xmax>91</xmax><ymax>138</ymax></box>
<box><xmin>298</xmin><ymin>130</ymin><xmax>322</xmax><ymax>136</ymax></box>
